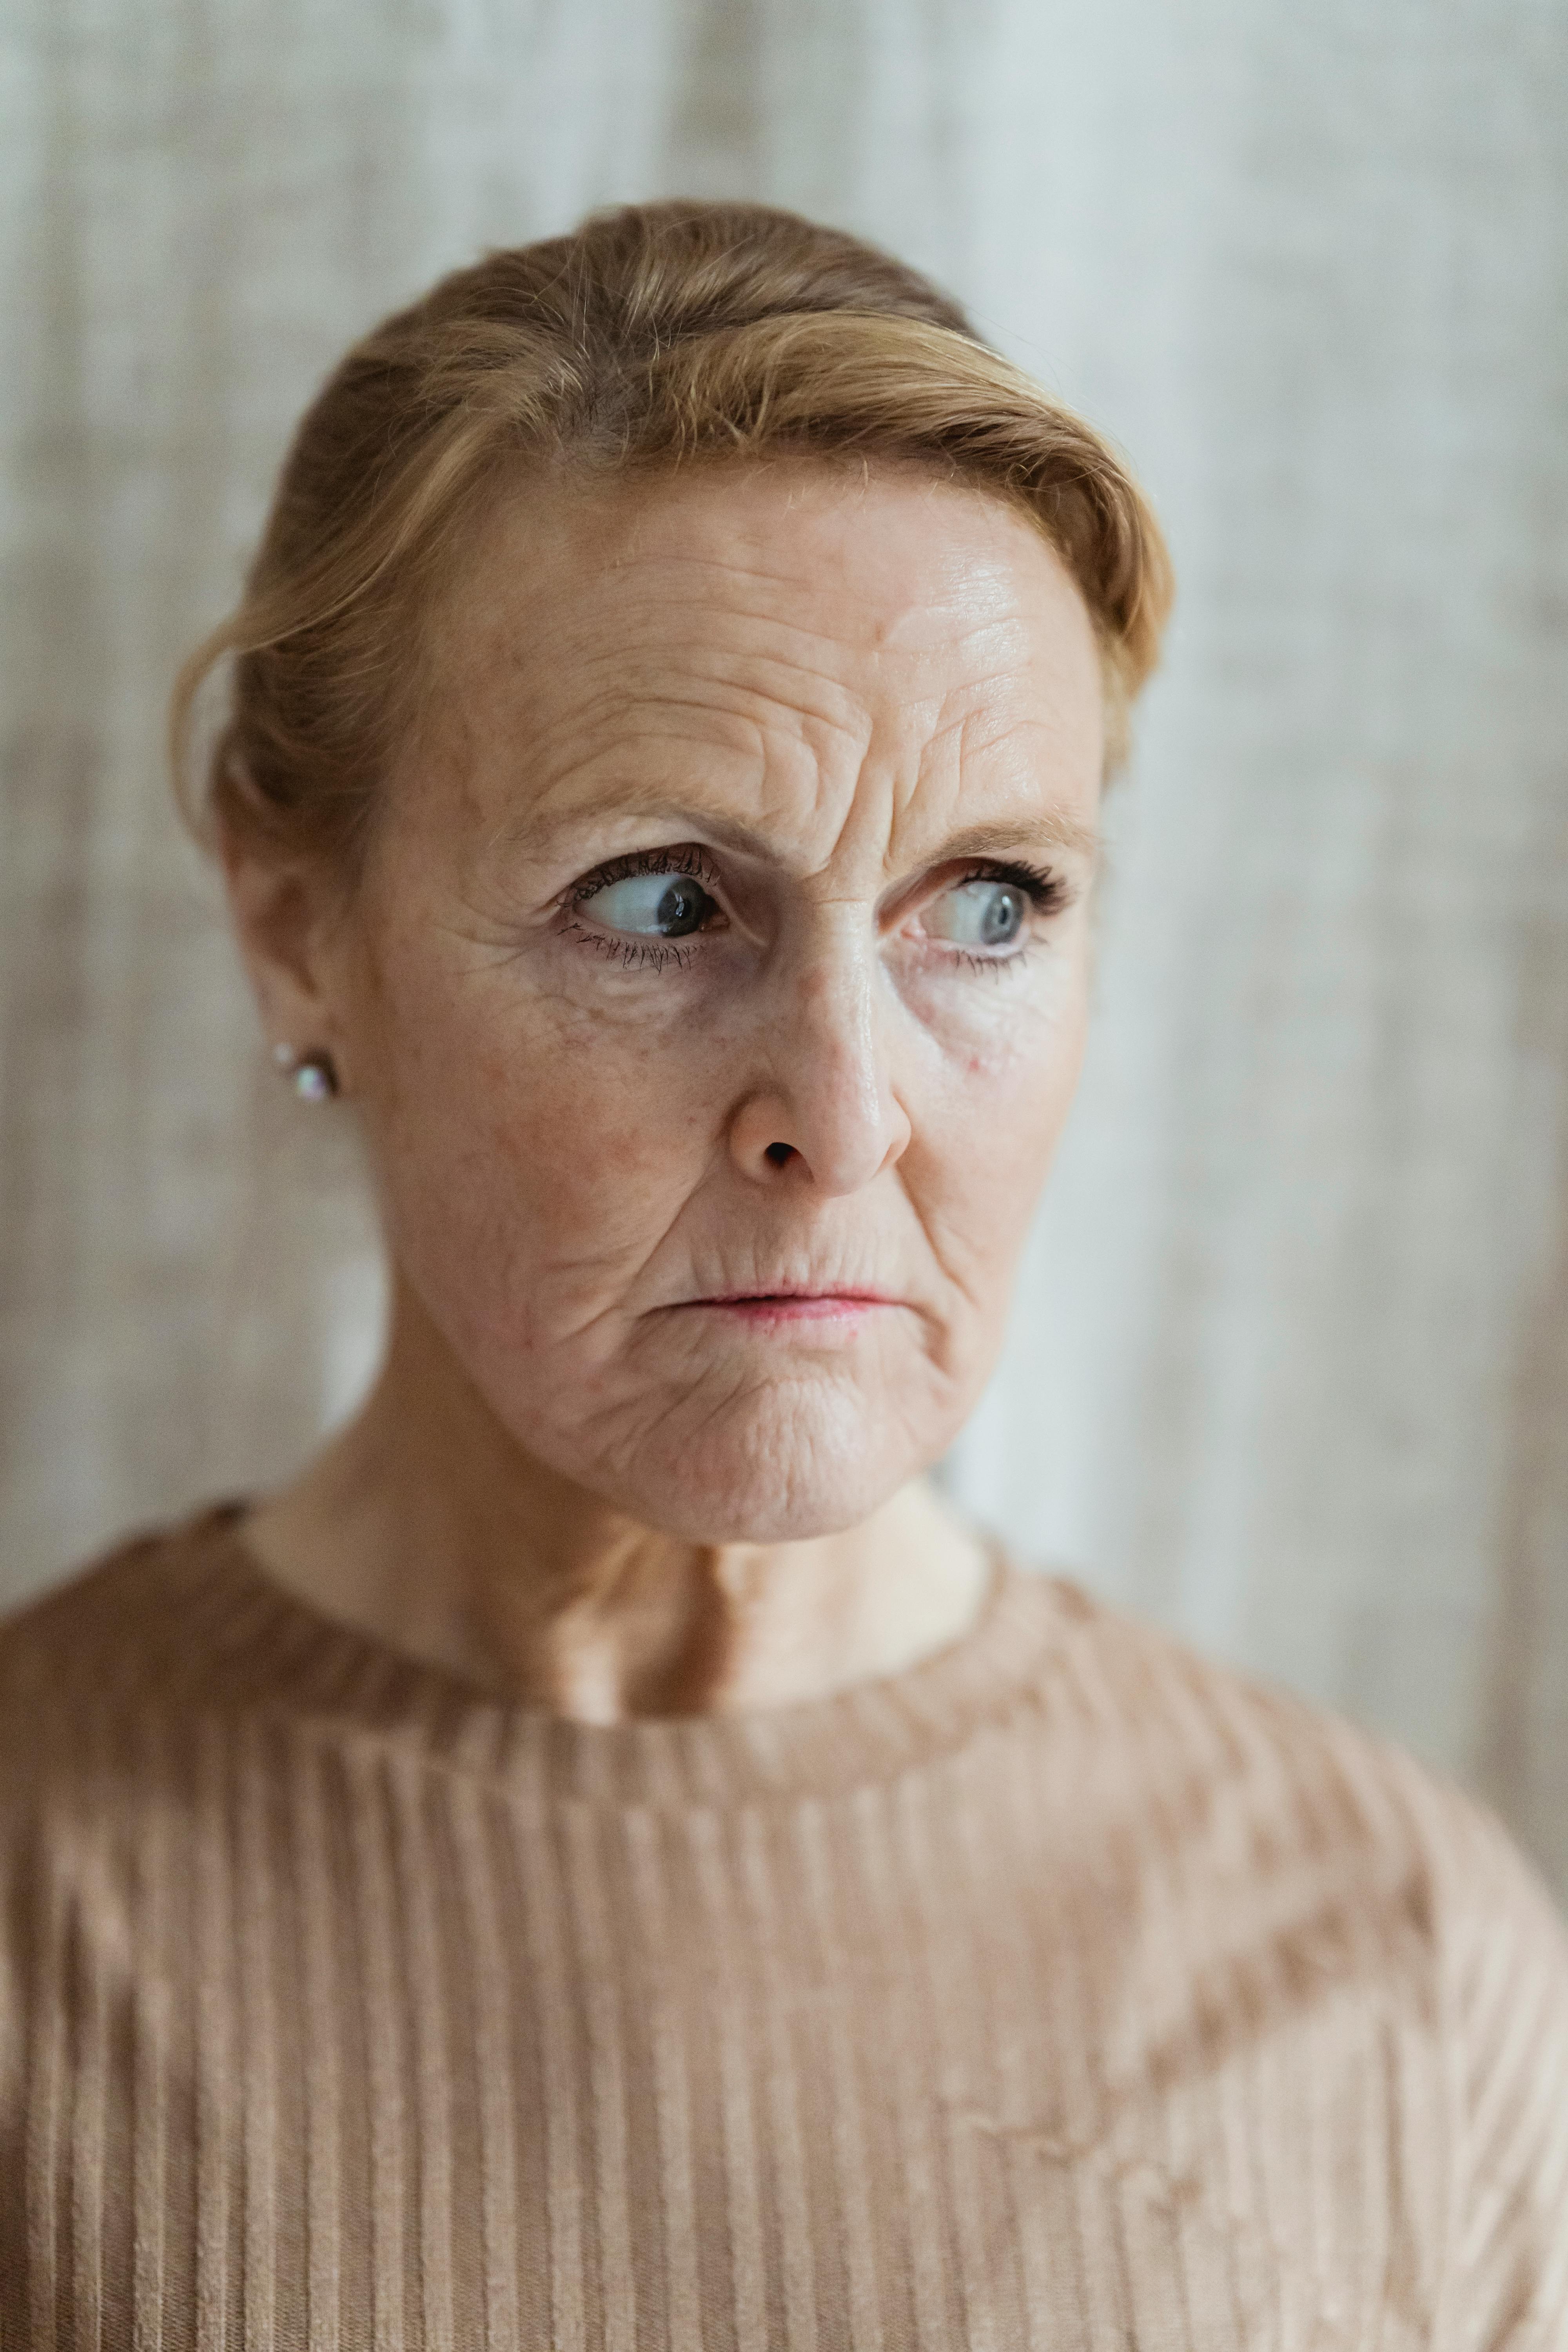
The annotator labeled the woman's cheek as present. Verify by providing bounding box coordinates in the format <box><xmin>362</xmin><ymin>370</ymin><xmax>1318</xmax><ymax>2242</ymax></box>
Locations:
<box><xmin>479</xmin><ymin>1001</ymin><xmax>702</xmax><ymax>1218</ymax></box>
<box><xmin>899</xmin><ymin>944</ymin><xmax>1088</xmax><ymax>1101</ymax></box>
<box><xmin>924</xmin><ymin>973</ymin><xmax>1089</xmax><ymax>1255</ymax></box>
<box><xmin>360</xmin><ymin>960</ymin><xmax>688</xmax><ymax>1292</ymax></box>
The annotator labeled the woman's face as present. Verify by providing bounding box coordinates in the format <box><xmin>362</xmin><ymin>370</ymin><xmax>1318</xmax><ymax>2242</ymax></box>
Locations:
<box><xmin>314</xmin><ymin>461</ymin><xmax>1105</xmax><ymax>1540</ymax></box>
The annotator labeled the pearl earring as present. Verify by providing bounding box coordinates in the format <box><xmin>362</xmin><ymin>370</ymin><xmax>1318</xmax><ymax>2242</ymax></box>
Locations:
<box><xmin>272</xmin><ymin>1043</ymin><xmax>339</xmax><ymax>1102</ymax></box>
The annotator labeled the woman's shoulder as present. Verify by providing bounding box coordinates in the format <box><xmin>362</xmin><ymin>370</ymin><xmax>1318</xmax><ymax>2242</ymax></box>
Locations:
<box><xmin>0</xmin><ymin>1505</ymin><xmax>249</xmax><ymax>1760</ymax></box>
<box><xmin>3</xmin><ymin>1500</ymin><xmax>241</xmax><ymax>1624</ymax></box>
<box><xmin>1020</xmin><ymin>1569</ymin><xmax>1568</xmax><ymax>2310</ymax></box>
<box><xmin>1022</xmin><ymin>1561</ymin><xmax>1568</xmax><ymax>2013</ymax></box>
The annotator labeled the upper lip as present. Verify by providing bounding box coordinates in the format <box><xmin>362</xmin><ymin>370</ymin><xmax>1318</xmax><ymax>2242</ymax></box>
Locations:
<box><xmin>682</xmin><ymin>1282</ymin><xmax>901</xmax><ymax>1304</ymax></box>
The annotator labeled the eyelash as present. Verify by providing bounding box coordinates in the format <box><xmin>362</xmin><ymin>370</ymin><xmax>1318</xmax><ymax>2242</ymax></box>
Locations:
<box><xmin>957</xmin><ymin>858</ymin><xmax>1070</xmax><ymax>915</ymax></box>
<box><xmin>559</xmin><ymin>845</ymin><xmax>719</xmax><ymax>970</ymax></box>
<box><xmin>557</xmin><ymin>847</ymin><xmax>1071</xmax><ymax>972</ymax></box>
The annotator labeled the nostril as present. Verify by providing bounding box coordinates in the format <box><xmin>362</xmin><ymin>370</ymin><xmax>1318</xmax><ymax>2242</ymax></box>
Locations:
<box><xmin>764</xmin><ymin>1142</ymin><xmax>795</xmax><ymax>1169</ymax></box>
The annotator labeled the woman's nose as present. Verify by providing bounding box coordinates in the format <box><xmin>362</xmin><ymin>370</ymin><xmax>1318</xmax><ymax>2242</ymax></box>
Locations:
<box><xmin>728</xmin><ymin>938</ymin><xmax>912</xmax><ymax>1194</ymax></box>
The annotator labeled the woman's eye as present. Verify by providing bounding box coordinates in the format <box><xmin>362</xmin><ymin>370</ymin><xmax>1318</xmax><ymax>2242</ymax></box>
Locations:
<box><xmin>577</xmin><ymin>871</ymin><xmax>717</xmax><ymax>938</ymax></box>
<box><xmin>924</xmin><ymin>878</ymin><xmax>1030</xmax><ymax>952</ymax></box>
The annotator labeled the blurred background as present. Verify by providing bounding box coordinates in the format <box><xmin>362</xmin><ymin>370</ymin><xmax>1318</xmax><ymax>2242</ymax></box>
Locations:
<box><xmin>2</xmin><ymin>1</ymin><xmax>1565</xmax><ymax>1893</ymax></box>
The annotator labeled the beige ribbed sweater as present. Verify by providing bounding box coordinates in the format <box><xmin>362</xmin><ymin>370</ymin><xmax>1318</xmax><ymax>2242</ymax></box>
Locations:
<box><xmin>2</xmin><ymin>1508</ymin><xmax>1566</xmax><ymax>2349</ymax></box>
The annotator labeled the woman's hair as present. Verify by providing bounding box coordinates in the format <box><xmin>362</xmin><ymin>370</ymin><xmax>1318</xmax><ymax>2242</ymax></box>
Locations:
<box><xmin>173</xmin><ymin>200</ymin><xmax>1173</xmax><ymax>868</ymax></box>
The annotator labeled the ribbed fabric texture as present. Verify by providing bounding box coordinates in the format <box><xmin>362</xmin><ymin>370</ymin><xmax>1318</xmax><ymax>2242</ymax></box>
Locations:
<box><xmin>2</xmin><ymin>1508</ymin><xmax>1566</xmax><ymax>2349</ymax></box>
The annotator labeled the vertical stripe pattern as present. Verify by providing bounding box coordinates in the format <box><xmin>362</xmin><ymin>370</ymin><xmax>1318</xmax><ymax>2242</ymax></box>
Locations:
<box><xmin>2</xmin><ymin>1512</ymin><xmax>1567</xmax><ymax>2348</ymax></box>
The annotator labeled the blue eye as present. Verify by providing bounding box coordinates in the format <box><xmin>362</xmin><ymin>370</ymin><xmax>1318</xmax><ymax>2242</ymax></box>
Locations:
<box><xmin>926</xmin><ymin>878</ymin><xmax>1028</xmax><ymax>951</ymax></box>
<box><xmin>579</xmin><ymin>871</ymin><xmax>715</xmax><ymax>938</ymax></box>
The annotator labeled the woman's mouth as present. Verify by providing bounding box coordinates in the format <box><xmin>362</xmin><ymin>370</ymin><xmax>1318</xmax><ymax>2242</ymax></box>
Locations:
<box><xmin>675</xmin><ymin>1287</ymin><xmax>901</xmax><ymax>1331</ymax></box>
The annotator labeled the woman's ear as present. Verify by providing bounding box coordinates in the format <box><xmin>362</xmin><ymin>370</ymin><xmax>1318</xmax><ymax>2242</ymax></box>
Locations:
<box><xmin>220</xmin><ymin>827</ymin><xmax>356</xmax><ymax>1089</ymax></box>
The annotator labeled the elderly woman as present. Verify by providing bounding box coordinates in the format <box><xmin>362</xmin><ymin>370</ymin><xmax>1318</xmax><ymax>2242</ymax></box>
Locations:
<box><xmin>3</xmin><ymin>202</ymin><xmax>1565</xmax><ymax>2348</ymax></box>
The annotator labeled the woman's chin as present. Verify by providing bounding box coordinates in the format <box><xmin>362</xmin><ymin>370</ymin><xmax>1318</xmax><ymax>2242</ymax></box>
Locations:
<box><xmin>559</xmin><ymin>1397</ymin><xmax>940</xmax><ymax>1547</ymax></box>
<box><xmin>637</xmin><ymin>1481</ymin><xmax>889</xmax><ymax>1547</ymax></box>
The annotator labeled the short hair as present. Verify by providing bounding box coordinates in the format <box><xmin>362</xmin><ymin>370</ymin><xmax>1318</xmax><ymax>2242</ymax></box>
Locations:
<box><xmin>173</xmin><ymin>200</ymin><xmax>1173</xmax><ymax>867</ymax></box>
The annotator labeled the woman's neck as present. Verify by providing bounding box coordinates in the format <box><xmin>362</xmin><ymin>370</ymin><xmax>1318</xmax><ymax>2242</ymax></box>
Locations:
<box><xmin>238</xmin><ymin>1289</ymin><xmax>992</xmax><ymax>1720</ymax></box>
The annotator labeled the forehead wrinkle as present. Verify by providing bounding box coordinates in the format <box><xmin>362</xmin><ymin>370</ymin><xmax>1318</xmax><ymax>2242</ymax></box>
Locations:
<box><xmin>479</xmin><ymin>713</ymin><xmax>846</xmax><ymax>870</ymax></box>
<box><xmin>503</xmin><ymin>681</ymin><xmax>873</xmax><ymax>831</ymax></box>
<box><xmin>482</xmin><ymin>790</ymin><xmax>788</xmax><ymax>869</ymax></box>
<box><xmin>441</xmin><ymin>490</ymin><xmax>1098</xmax><ymax>876</ymax></box>
<box><xmin>475</xmin><ymin>661</ymin><xmax>1090</xmax><ymax>875</ymax></box>
<box><xmin>876</xmin><ymin>676</ymin><xmax>1055</xmax><ymax>827</ymax></box>
<box><xmin>459</xmin><ymin>542</ymin><xmax>1049</xmax><ymax>799</ymax></box>
<box><xmin>601</xmin><ymin>547</ymin><xmax>829</xmax><ymax>603</ymax></box>
<box><xmin>951</xmin><ymin>699</ymin><xmax>1098</xmax><ymax>780</ymax></box>
<box><xmin>542</xmin><ymin>549</ymin><xmax>1031</xmax><ymax>694</ymax></box>
<box><xmin>599</xmin><ymin>515</ymin><xmax>1018</xmax><ymax>615</ymax></box>
<box><xmin>501</xmin><ymin>616</ymin><xmax>886</xmax><ymax>763</ymax></box>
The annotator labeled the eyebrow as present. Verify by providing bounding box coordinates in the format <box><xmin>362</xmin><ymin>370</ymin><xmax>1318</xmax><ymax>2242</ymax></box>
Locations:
<box><xmin>496</xmin><ymin>796</ymin><xmax>1098</xmax><ymax>871</ymax></box>
<box><xmin>929</xmin><ymin>817</ymin><xmax>1099</xmax><ymax>865</ymax></box>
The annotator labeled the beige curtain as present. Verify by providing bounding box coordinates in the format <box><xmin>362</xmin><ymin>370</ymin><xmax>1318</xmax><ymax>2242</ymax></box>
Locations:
<box><xmin>4</xmin><ymin>1</ymin><xmax>1566</xmax><ymax>1895</ymax></box>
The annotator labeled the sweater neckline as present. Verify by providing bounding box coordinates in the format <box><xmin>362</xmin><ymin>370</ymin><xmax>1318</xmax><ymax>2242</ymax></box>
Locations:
<box><xmin>149</xmin><ymin>1502</ymin><xmax>1082</xmax><ymax>1809</ymax></box>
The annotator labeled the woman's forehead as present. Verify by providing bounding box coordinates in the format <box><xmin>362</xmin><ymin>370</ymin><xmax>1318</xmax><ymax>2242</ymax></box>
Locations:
<box><xmin>436</xmin><ymin>458</ymin><xmax>1092</xmax><ymax>677</ymax></box>
<box><xmin>405</xmin><ymin>460</ymin><xmax>1104</xmax><ymax>864</ymax></box>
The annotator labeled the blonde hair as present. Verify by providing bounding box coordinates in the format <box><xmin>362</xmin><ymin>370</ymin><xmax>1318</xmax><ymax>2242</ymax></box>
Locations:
<box><xmin>173</xmin><ymin>201</ymin><xmax>1172</xmax><ymax>866</ymax></box>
